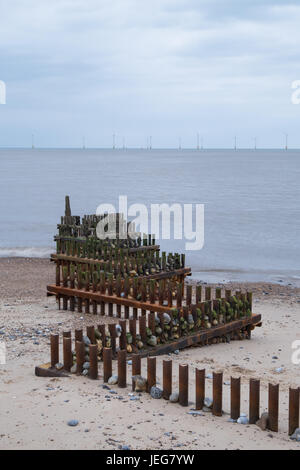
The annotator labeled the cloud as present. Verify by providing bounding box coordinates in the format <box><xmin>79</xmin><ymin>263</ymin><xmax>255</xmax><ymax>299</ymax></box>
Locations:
<box><xmin>0</xmin><ymin>0</ymin><xmax>300</xmax><ymax>147</ymax></box>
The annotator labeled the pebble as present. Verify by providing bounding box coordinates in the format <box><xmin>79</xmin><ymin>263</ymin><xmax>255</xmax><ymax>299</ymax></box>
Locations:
<box><xmin>237</xmin><ymin>416</ymin><xmax>249</xmax><ymax>424</ymax></box>
<box><xmin>83</xmin><ymin>336</ymin><xmax>91</xmax><ymax>346</ymax></box>
<box><xmin>67</xmin><ymin>420</ymin><xmax>79</xmax><ymax>427</ymax></box>
<box><xmin>204</xmin><ymin>397</ymin><xmax>213</xmax><ymax>408</ymax></box>
<box><xmin>206</xmin><ymin>373</ymin><xmax>213</xmax><ymax>379</ymax></box>
<box><xmin>290</xmin><ymin>428</ymin><xmax>300</xmax><ymax>441</ymax></box>
<box><xmin>187</xmin><ymin>411</ymin><xmax>203</xmax><ymax>417</ymax></box>
<box><xmin>70</xmin><ymin>364</ymin><xmax>77</xmax><ymax>374</ymax></box>
<box><xmin>275</xmin><ymin>367</ymin><xmax>284</xmax><ymax>373</ymax></box>
<box><xmin>173</xmin><ymin>350</ymin><xmax>179</xmax><ymax>355</ymax></box>
<box><xmin>55</xmin><ymin>363</ymin><xmax>64</xmax><ymax>371</ymax></box>
<box><xmin>150</xmin><ymin>386</ymin><xmax>163</xmax><ymax>399</ymax></box>
<box><xmin>83</xmin><ymin>362</ymin><xmax>90</xmax><ymax>370</ymax></box>
<box><xmin>256</xmin><ymin>412</ymin><xmax>269</xmax><ymax>431</ymax></box>
<box><xmin>108</xmin><ymin>375</ymin><xmax>118</xmax><ymax>385</ymax></box>
<box><xmin>169</xmin><ymin>392</ymin><xmax>179</xmax><ymax>403</ymax></box>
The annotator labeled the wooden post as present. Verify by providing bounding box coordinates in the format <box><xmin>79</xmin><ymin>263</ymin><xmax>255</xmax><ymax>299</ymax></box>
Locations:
<box><xmin>179</xmin><ymin>364</ymin><xmax>188</xmax><ymax>406</ymax></box>
<box><xmin>249</xmin><ymin>379</ymin><xmax>260</xmax><ymax>424</ymax></box>
<box><xmin>195</xmin><ymin>368</ymin><xmax>205</xmax><ymax>410</ymax></box>
<box><xmin>268</xmin><ymin>383</ymin><xmax>279</xmax><ymax>432</ymax></box>
<box><xmin>75</xmin><ymin>329</ymin><xmax>83</xmax><ymax>343</ymax></box>
<box><xmin>139</xmin><ymin>315</ymin><xmax>147</xmax><ymax>343</ymax></box>
<box><xmin>230</xmin><ymin>377</ymin><xmax>241</xmax><ymax>420</ymax></box>
<box><xmin>108</xmin><ymin>323</ymin><xmax>116</xmax><ymax>355</ymax></box>
<box><xmin>75</xmin><ymin>341</ymin><xmax>84</xmax><ymax>375</ymax></box>
<box><xmin>186</xmin><ymin>285</ymin><xmax>192</xmax><ymax>306</ymax></box>
<box><xmin>118</xmin><ymin>350</ymin><xmax>127</xmax><ymax>388</ymax></box>
<box><xmin>148</xmin><ymin>312</ymin><xmax>156</xmax><ymax>335</ymax></box>
<box><xmin>147</xmin><ymin>357</ymin><xmax>156</xmax><ymax>392</ymax></box>
<box><xmin>89</xmin><ymin>344</ymin><xmax>98</xmax><ymax>380</ymax></box>
<box><xmin>50</xmin><ymin>334</ymin><xmax>59</xmax><ymax>367</ymax></box>
<box><xmin>163</xmin><ymin>359</ymin><xmax>172</xmax><ymax>399</ymax></box>
<box><xmin>132</xmin><ymin>354</ymin><xmax>141</xmax><ymax>391</ymax></box>
<box><xmin>86</xmin><ymin>325</ymin><xmax>95</xmax><ymax>344</ymax></box>
<box><xmin>212</xmin><ymin>371</ymin><xmax>223</xmax><ymax>416</ymax></box>
<box><xmin>129</xmin><ymin>318</ymin><xmax>137</xmax><ymax>345</ymax></box>
<box><xmin>63</xmin><ymin>336</ymin><xmax>72</xmax><ymax>371</ymax></box>
<box><xmin>103</xmin><ymin>347</ymin><xmax>112</xmax><ymax>382</ymax></box>
<box><xmin>288</xmin><ymin>388</ymin><xmax>300</xmax><ymax>436</ymax></box>
<box><xmin>119</xmin><ymin>320</ymin><xmax>127</xmax><ymax>350</ymax></box>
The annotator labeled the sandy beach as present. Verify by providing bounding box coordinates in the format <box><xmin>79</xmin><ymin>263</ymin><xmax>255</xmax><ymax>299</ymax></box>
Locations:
<box><xmin>0</xmin><ymin>257</ymin><xmax>300</xmax><ymax>450</ymax></box>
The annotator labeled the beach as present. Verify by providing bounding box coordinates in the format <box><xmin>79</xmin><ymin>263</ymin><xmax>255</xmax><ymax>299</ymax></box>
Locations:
<box><xmin>0</xmin><ymin>257</ymin><xmax>299</xmax><ymax>450</ymax></box>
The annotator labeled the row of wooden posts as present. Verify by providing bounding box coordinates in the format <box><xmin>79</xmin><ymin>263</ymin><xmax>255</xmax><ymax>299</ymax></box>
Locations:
<box><xmin>49</xmin><ymin>332</ymin><xmax>299</xmax><ymax>437</ymax></box>
<box><xmin>55</xmin><ymin>264</ymin><xmax>252</xmax><ymax>319</ymax></box>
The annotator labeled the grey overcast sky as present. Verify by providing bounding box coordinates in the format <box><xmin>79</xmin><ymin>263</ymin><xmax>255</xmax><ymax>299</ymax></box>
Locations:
<box><xmin>1</xmin><ymin>0</ymin><xmax>300</xmax><ymax>148</ymax></box>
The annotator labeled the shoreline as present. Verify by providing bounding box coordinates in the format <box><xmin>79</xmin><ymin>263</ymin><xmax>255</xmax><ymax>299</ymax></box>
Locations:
<box><xmin>1</xmin><ymin>257</ymin><xmax>300</xmax><ymax>305</ymax></box>
<box><xmin>1</xmin><ymin>256</ymin><xmax>300</xmax><ymax>291</ymax></box>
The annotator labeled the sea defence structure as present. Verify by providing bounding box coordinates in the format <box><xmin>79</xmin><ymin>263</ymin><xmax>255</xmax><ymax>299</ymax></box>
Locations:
<box><xmin>46</xmin><ymin>196</ymin><xmax>262</xmax><ymax>356</ymax></box>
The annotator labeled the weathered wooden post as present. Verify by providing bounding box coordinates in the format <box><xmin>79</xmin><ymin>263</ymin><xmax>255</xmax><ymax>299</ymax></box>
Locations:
<box><xmin>195</xmin><ymin>368</ymin><xmax>205</xmax><ymax>410</ymax></box>
<box><xmin>163</xmin><ymin>359</ymin><xmax>172</xmax><ymax>399</ymax></box>
<box><xmin>75</xmin><ymin>341</ymin><xmax>84</xmax><ymax>375</ymax></box>
<box><xmin>89</xmin><ymin>344</ymin><xmax>98</xmax><ymax>380</ymax></box>
<box><xmin>268</xmin><ymin>383</ymin><xmax>279</xmax><ymax>432</ymax></box>
<box><xmin>118</xmin><ymin>350</ymin><xmax>127</xmax><ymax>388</ymax></box>
<box><xmin>86</xmin><ymin>325</ymin><xmax>95</xmax><ymax>344</ymax></box>
<box><xmin>50</xmin><ymin>334</ymin><xmax>59</xmax><ymax>367</ymax></box>
<box><xmin>249</xmin><ymin>378</ymin><xmax>260</xmax><ymax>424</ymax></box>
<box><xmin>288</xmin><ymin>388</ymin><xmax>300</xmax><ymax>436</ymax></box>
<box><xmin>230</xmin><ymin>377</ymin><xmax>241</xmax><ymax>421</ymax></box>
<box><xmin>103</xmin><ymin>347</ymin><xmax>112</xmax><ymax>382</ymax></box>
<box><xmin>147</xmin><ymin>357</ymin><xmax>156</xmax><ymax>392</ymax></box>
<box><xmin>132</xmin><ymin>354</ymin><xmax>141</xmax><ymax>391</ymax></box>
<box><xmin>179</xmin><ymin>364</ymin><xmax>188</xmax><ymax>406</ymax></box>
<box><xmin>212</xmin><ymin>371</ymin><xmax>223</xmax><ymax>416</ymax></box>
<box><xmin>63</xmin><ymin>336</ymin><xmax>72</xmax><ymax>371</ymax></box>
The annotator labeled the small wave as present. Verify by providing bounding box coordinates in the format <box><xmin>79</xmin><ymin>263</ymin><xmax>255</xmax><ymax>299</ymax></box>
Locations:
<box><xmin>0</xmin><ymin>247</ymin><xmax>53</xmax><ymax>258</ymax></box>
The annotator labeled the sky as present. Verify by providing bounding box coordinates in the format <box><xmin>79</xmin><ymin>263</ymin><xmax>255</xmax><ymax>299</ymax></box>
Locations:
<box><xmin>1</xmin><ymin>0</ymin><xmax>300</xmax><ymax>148</ymax></box>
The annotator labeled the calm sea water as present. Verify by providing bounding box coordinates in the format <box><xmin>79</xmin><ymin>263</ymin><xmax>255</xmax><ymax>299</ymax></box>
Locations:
<box><xmin>0</xmin><ymin>148</ymin><xmax>299</xmax><ymax>285</ymax></box>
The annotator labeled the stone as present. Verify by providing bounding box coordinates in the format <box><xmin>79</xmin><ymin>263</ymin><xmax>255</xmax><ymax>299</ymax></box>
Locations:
<box><xmin>147</xmin><ymin>335</ymin><xmax>157</xmax><ymax>347</ymax></box>
<box><xmin>256</xmin><ymin>412</ymin><xmax>269</xmax><ymax>431</ymax></box>
<box><xmin>169</xmin><ymin>392</ymin><xmax>179</xmax><ymax>403</ymax></box>
<box><xmin>204</xmin><ymin>397</ymin><xmax>213</xmax><ymax>408</ymax></box>
<box><xmin>187</xmin><ymin>411</ymin><xmax>203</xmax><ymax>416</ymax></box>
<box><xmin>67</xmin><ymin>420</ymin><xmax>79</xmax><ymax>427</ymax></box>
<box><xmin>290</xmin><ymin>428</ymin><xmax>300</xmax><ymax>441</ymax></box>
<box><xmin>55</xmin><ymin>363</ymin><xmax>64</xmax><ymax>371</ymax></box>
<box><xmin>173</xmin><ymin>349</ymin><xmax>179</xmax><ymax>355</ymax></box>
<box><xmin>82</xmin><ymin>369</ymin><xmax>89</xmax><ymax>376</ymax></box>
<box><xmin>83</xmin><ymin>362</ymin><xmax>90</xmax><ymax>370</ymax></box>
<box><xmin>132</xmin><ymin>375</ymin><xmax>147</xmax><ymax>392</ymax></box>
<box><xmin>70</xmin><ymin>364</ymin><xmax>77</xmax><ymax>374</ymax></box>
<box><xmin>202</xmin><ymin>406</ymin><xmax>212</xmax><ymax>412</ymax></box>
<box><xmin>163</xmin><ymin>313</ymin><xmax>171</xmax><ymax>324</ymax></box>
<box><xmin>83</xmin><ymin>336</ymin><xmax>91</xmax><ymax>346</ymax></box>
<box><xmin>108</xmin><ymin>375</ymin><xmax>118</xmax><ymax>385</ymax></box>
<box><xmin>237</xmin><ymin>416</ymin><xmax>249</xmax><ymax>424</ymax></box>
<box><xmin>150</xmin><ymin>386</ymin><xmax>163</xmax><ymax>399</ymax></box>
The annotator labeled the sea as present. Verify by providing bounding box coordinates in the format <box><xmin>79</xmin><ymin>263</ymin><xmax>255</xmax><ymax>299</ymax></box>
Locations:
<box><xmin>0</xmin><ymin>148</ymin><xmax>299</xmax><ymax>285</ymax></box>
